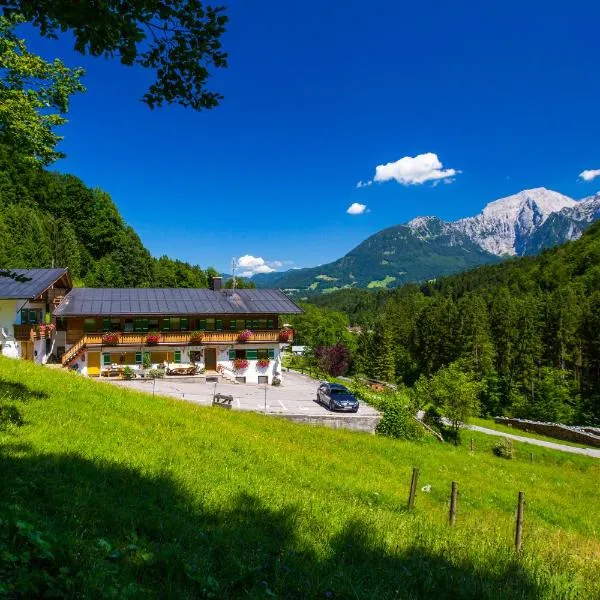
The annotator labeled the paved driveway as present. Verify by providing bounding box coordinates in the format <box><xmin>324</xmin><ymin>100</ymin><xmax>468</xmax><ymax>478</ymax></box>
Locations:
<box><xmin>103</xmin><ymin>371</ymin><xmax>380</xmax><ymax>419</ymax></box>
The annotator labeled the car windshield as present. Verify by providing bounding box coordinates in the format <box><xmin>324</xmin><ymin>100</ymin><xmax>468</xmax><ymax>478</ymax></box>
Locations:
<box><xmin>330</xmin><ymin>388</ymin><xmax>349</xmax><ymax>395</ymax></box>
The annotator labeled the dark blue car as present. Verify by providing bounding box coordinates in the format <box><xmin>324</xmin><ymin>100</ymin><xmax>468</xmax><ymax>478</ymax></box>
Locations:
<box><xmin>316</xmin><ymin>382</ymin><xmax>359</xmax><ymax>413</ymax></box>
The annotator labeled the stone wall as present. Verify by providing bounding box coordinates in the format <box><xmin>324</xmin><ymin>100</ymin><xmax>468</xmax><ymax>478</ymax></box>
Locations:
<box><xmin>273</xmin><ymin>413</ymin><xmax>381</xmax><ymax>434</ymax></box>
<box><xmin>494</xmin><ymin>417</ymin><xmax>600</xmax><ymax>448</ymax></box>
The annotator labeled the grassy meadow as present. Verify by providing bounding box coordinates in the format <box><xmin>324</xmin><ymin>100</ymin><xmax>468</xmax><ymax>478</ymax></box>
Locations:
<box><xmin>0</xmin><ymin>356</ymin><xmax>599</xmax><ymax>599</ymax></box>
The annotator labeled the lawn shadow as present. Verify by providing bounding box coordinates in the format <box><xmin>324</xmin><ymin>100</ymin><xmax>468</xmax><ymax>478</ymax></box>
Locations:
<box><xmin>0</xmin><ymin>377</ymin><xmax>49</xmax><ymax>430</ymax></box>
<box><xmin>0</xmin><ymin>448</ymin><xmax>543</xmax><ymax>599</ymax></box>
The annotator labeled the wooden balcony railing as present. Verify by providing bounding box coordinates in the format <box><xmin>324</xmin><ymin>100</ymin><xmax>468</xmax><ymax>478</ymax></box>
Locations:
<box><xmin>62</xmin><ymin>329</ymin><xmax>294</xmax><ymax>367</ymax></box>
<box><xmin>13</xmin><ymin>324</ymin><xmax>53</xmax><ymax>341</ymax></box>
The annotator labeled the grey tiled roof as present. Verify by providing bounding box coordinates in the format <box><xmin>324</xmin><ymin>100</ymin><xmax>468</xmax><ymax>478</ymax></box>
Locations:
<box><xmin>54</xmin><ymin>288</ymin><xmax>303</xmax><ymax>316</ymax></box>
<box><xmin>0</xmin><ymin>268</ymin><xmax>69</xmax><ymax>300</ymax></box>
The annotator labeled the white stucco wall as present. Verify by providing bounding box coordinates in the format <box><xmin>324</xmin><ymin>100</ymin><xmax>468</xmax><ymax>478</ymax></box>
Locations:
<box><xmin>0</xmin><ymin>299</ymin><xmax>19</xmax><ymax>358</ymax></box>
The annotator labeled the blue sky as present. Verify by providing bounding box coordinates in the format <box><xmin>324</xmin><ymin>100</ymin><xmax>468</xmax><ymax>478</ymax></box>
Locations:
<box><xmin>23</xmin><ymin>0</ymin><xmax>600</xmax><ymax>275</ymax></box>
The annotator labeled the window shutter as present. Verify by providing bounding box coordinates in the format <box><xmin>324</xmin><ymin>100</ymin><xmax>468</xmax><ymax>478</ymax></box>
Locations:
<box><xmin>267</xmin><ymin>319</ymin><xmax>274</xmax><ymax>329</ymax></box>
<box><xmin>229</xmin><ymin>320</ymin><xmax>236</xmax><ymax>330</ymax></box>
<box><xmin>102</xmin><ymin>318</ymin><xmax>110</xmax><ymax>332</ymax></box>
<box><xmin>174</xmin><ymin>351</ymin><xmax>181</xmax><ymax>363</ymax></box>
<box><xmin>180</xmin><ymin>317</ymin><xmax>188</xmax><ymax>331</ymax></box>
<box><xmin>162</xmin><ymin>318</ymin><xmax>170</xmax><ymax>331</ymax></box>
<box><xmin>135</xmin><ymin>352</ymin><xmax>142</xmax><ymax>364</ymax></box>
<box><xmin>29</xmin><ymin>309</ymin><xmax>38</xmax><ymax>324</ymax></box>
<box><xmin>142</xmin><ymin>318</ymin><xmax>149</xmax><ymax>332</ymax></box>
<box><xmin>228</xmin><ymin>349</ymin><xmax>236</xmax><ymax>360</ymax></box>
<box><xmin>216</xmin><ymin>319</ymin><xmax>222</xmax><ymax>331</ymax></box>
<box><xmin>246</xmin><ymin>349</ymin><xmax>258</xmax><ymax>360</ymax></box>
<box><xmin>268</xmin><ymin>349</ymin><xmax>275</xmax><ymax>359</ymax></box>
<box><xmin>198</xmin><ymin>319</ymin><xmax>206</xmax><ymax>330</ymax></box>
<box><xmin>245</xmin><ymin>319</ymin><xmax>252</xmax><ymax>329</ymax></box>
<box><xmin>102</xmin><ymin>353</ymin><xmax>111</xmax><ymax>365</ymax></box>
<box><xmin>252</xmin><ymin>320</ymin><xmax>259</xmax><ymax>329</ymax></box>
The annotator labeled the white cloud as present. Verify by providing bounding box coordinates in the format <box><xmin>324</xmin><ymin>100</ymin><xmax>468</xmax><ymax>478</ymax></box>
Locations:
<box><xmin>579</xmin><ymin>169</ymin><xmax>600</xmax><ymax>182</ymax></box>
<box><xmin>356</xmin><ymin>180</ymin><xmax>372</xmax><ymax>188</ymax></box>
<box><xmin>346</xmin><ymin>202</ymin><xmax>367</xmax><ymax>215</ymax></box>
<box><xmin>236</xmin><ymin>255</ymin><xmax>283</xmax><ymax>277</ymax></box>
<box><xmin>363</xmin><ymin>152</ymin><xmax>459</xmax><ymax>186</ymax></box>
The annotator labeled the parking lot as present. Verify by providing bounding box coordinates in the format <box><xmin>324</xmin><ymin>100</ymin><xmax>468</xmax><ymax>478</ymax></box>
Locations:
<box><xmin>103</xmin><ymin>370</ymin><xmax>380</xmax><ymax>421</ymax></box>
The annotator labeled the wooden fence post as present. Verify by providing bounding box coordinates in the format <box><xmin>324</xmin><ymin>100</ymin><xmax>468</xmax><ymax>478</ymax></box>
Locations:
<box><xmin>407</xmin><ymin>467</ymin><xmax>420</xmax><ymax>510</ymax></box>
<box><xmin>515</xmin><ymin>491</ymin><xmax>525</xmax><ymax>553</ymax></box>
<box><xmin>449</xmin><ymin>481</ymin><xmax>458</xmax><ymax>525</ymax></box>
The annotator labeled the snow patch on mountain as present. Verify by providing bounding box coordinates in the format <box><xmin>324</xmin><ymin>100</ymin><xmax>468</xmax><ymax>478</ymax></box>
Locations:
<box><xmin>454</xmin><ymin>188</ymin><xmax>578</xmax><ymax>256</ymax></box>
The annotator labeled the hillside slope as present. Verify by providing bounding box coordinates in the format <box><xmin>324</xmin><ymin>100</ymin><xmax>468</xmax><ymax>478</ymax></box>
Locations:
<box><xmin>0</xmin><ymin>358</ymin><xmax>599</xmax><ymax>598</ymax></box>
<box><xmin>256</xmin><ymin>188</ymin><xmax>600</xmax><ymax>294</ymax></box>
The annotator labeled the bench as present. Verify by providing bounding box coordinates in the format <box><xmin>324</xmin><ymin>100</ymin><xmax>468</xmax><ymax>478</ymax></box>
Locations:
<box><xmin>212</xmin><ymin>393</ymin><xmax>233</xmax><ymax>409</ymax></box>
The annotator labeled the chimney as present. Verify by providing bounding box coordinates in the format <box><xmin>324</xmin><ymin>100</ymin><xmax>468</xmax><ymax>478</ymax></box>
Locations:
<box><xmin>211</xmin><ymin>276</ymin><xmax>222</xmax><ymax>291</ymax></box>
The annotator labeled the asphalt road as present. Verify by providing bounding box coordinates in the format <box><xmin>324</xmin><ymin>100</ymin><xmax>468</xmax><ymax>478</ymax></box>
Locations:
<box><xmin>104</xmin><ymin>370</ymin><xmax>380</xmax><ymax>418</ymax></box>
<box><xmin>466</xmin><ymin>423</ymin><xmax>600</xmax><ymax>458</ymax></box>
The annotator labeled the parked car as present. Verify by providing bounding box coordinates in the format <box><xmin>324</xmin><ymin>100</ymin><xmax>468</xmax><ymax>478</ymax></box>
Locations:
<box><xmin>316</xmin><ymin>382</ymin><xmax>359</xmax><ymax>412</ymax></box>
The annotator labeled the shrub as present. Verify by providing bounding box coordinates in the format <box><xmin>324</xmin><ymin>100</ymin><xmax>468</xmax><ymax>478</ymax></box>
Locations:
<box><xmin>493</xmin><ymin>438</ymin><xmax>515</xmax><ymax>459</ymax></box>
<box><xmin>314</xmin><ymin>343</ymin><xmax>350</xmax><ymax>376</ymax></box>
<box><xmin>376</xmin><ymin>404</ymin><xmax>424</xmax><ymax>440</ymax></box>
<box><xmin>148</xmin><ymin>368</ymin><xmax>165</xmax><ymax>379</ymax></box>
<box><xmin>123</xmin><ymin>366</ymin><xmax>134</xmax><ymax>380</ymax></box>
<box><xmin>233</xmin><ymin>358</ymin><xmax>249</xmax><ymax>370</ymax></box>
<box><xmin>102</xmin><ymin>332</ymin><xmax>120</xmax><ymax>346</ymax></box>
<box><xmin>145</xmin><ymin>333</ymin><xmax>161</xmax><ymax>345</ymax></box>
<box><xmin>238</xmin><ymin>329</ymin><xmax>252</xmax><ymax>342</ymax></box>
<box><xmin>279</xmin><ymin>328</ymin><xmax>293</xmax><ymax>342</ymax></box>
<box><xmin>142</xmin><ymin>354</ymin><xmax>152</xmax><ymax>369</ymax></box>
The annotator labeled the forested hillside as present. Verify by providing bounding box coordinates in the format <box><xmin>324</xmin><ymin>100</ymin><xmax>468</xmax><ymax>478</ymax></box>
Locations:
<box><xmin>0</xmin><ymin>146</ymin><xmax>217</xmax><ymax>287</ymax></box>
<box><xmin>301</xmin><ymin>221</ymin><xmax>600</xmax><ymax>425</ymax></box>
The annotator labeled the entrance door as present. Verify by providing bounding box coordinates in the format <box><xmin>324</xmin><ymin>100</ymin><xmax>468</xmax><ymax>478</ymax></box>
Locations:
<box><xmin>205</xmin><ymin>348</ymin><xmax>217</xmax><ymax>371</ymax></box>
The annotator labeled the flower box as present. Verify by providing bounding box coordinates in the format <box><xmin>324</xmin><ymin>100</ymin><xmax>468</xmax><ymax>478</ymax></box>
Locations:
<box><xmin>257</xmin><ymin>359</ymin><xmax>270</xmax><ymax>369</ymax></box>
<box><xmin>189</xmin><ymin>331</ymin><xmax>204</xmax><ymax>344</ymax></box>
<box><xmin>145</xmin><ymin>333</ymin><xmax>161</xmax><ymax>345</ymax></box>
<box><xmin>238</xmin><ymin>329</ymin><xmax>252</xmax><ymax>343</ymax></box>
<box><xmin>279</xmin><ymin>328</ymin><xmax>293</xmax><ymax>342</ymax></box>
<box><xmin>233</xmin><ymin>358</ymin><xmax>249</xmax><ymax>371</ymax></box>
<box><xmin>102</xmin><ymin>332</ymin><xmax>120</xmax><ymax>346</ymax></box>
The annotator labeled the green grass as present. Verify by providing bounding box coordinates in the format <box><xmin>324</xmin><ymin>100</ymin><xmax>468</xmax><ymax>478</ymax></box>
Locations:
<box><xmin>468</xmin><ymin>417</ymin><xmax>593</xmax><ymax>449</ymax></box>
<box><xmin>1</xmin><ymin>357</ymin><xmax>599</xmax><ymax>599</ymax></box>
<box><xmin>367</xmin><ymin>275</ymin><xmax>397</xmax><ymax>288</ymax></box>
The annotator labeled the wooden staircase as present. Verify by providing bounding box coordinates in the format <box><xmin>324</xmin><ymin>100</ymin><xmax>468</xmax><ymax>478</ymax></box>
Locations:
<box><xmin>61</xmin><ymin>335</ymin><xmax>89</xmax><ymax>367</ymax></box>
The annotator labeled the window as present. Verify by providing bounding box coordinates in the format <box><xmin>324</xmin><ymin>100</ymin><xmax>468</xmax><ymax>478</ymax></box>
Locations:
<box><xmin>174</xmin><ymin>351</ymin><xmax>182</xmax><ymax>364</ymax></box>
<box><xmin>134</xmin><ymin>318</ymin><xmax>148</xmax><ymax>332</ymax></box>
<box><xmin>228</xmin><ymin>349</ymin><xmax>236</xmax><ymax>360</ymax></box>
<box><xmin>258</xmin><ymin>376</ymin><xmax>268</xmax><ymax>384</ymax></box>
<box><xmin>258</xmin><ymin>319</ymin><xmax>267</xmax><ymax>330</ymax></box>
<box><xmin>180</xmin><ymin>317</ymin><xmax>188</xmax><ymax>331</ymax></box>
<box><xmin>162</xmin><ymin>318</ymin><xmax>170</xmax><ymax>331</ymax></box>
<box><xmin>246</xmin><ymin>349</ymin><xmax>258</xmax><ymax>360</ymax></box>
<box><xmin>267</xmin><ymin>319</ymin><xmax>274</xmax><ymax>329</ymax></box>
<box><xmin>124</xmin><ymin>319</ymin><xmax>134</xmax><ymax>332</ymax></box>
<box><xmin>148</xmin><ymin>318</ymin><xmax>159</xmax><ymax>331</ymax></box>
<box><xmin>206</xmin><ymin>319</ymin><xmax>215</xmax><ymax>331</ymax></box>
<box><xmin>235</xmin><ymin>349</ymin><xmax>246</xmax><ymax>359</ymax></box>
<box><xmin>235</xmin><ymin>376</ymin><xmax>246</xmax><ymax>384</ymax></box>
<box><xmin>135</xmin><ymin>352</ymin><xmax>143</xmax><ymax>365</ymax></box>
<box><xmin>21</xmin><ymin>309</ymin><xmax>41</xmax><ymax>325</ymax></box>
<box><xmin>229</xmin><ymin>320</ymin><xmax>236</xmax><ymax>330</ymax></box>
<box><xmin>215</xmin><ymin>319</ymin><xmax>222</xmax><ymax>331</ymax></box>
<box><xmin>84</xmin><ymin>318</ymin><xmax>96</xmax><ymax>332</ymax></box>
<box><xmin>102</xmin><ymin>353</ymin><xmax>111</xmax><ymax>366</ymax></box>
<box><xmin>111</xmin><ymin>319</ymin><xmax>121</xmax><ymax>331</ymax></box>
<box><xmin>257</xmin><ymin>349</ymin><xmax>269</xmax><ymax>360</ymax></box>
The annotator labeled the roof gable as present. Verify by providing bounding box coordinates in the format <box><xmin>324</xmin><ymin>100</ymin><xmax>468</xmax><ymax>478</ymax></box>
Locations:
<box><xmin>0</xmin><ymin>268</ymin><xmax>71</xmax><ymax>300</ymax></box>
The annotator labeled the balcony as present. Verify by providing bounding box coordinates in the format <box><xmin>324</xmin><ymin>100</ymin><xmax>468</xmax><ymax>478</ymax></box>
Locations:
<box><xmin>82</xmin><ymin>329</ymin><xmax>293</xmax><ymax>347</ymax></box>
<box><xmin>13</xmin><ymin>324</ymin><xmax>54</xmax><ymax>341</ymax></box>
